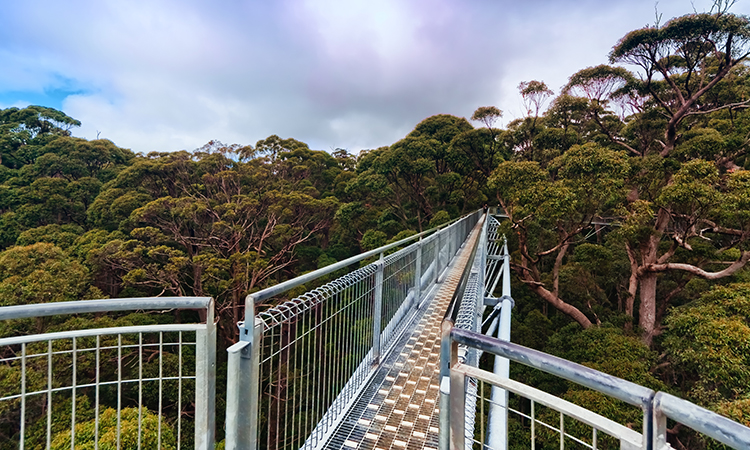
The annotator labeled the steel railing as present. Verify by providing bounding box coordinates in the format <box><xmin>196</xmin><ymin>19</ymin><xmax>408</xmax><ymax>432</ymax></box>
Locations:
<box><xmin>0</xmin><ymin>297</ymin><xmax>216</xmax><ymax>450</ymax></box>
<box><xmin>447</xmin><ymin>329</ymin><xmax>652</xmax><ymax>450</ymax></box>
<box><xmin>439</xmin><ymin>213</ymin><xmax>750</xmax><ymax>450</ymax></box>
<box><xmin>225</xmin><ymin>211</ymin><xmax>482</xmax><ymax>450</ymax></box>
<box><xmin>446</xmin><ymin>329</ymin><xmax>750</xmax><ymax>449</ymax></box>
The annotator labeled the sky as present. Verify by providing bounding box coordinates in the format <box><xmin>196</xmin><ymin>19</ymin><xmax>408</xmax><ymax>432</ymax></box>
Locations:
<box><xmin>2</xmin><ymin>0</ymin><xmax>749</xmax><ymax>155</ymax></box>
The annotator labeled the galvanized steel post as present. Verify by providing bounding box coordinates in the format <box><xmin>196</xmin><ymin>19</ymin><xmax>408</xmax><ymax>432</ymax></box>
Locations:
<box><xmin>438</xmin><ymin>319</ymin><xmax>454</xmax><ymax>450</ymax></box>
<box><xmin>226</xmin><ymin>297</ymin><xmax>264</xmax><ymax>450</ymax></box>
<box><xmin>449</xmin><ymin>366</ymin><xmax>466</xmax><ymax>450</ymax></box>
<box><xmin>486</xmin><ymin>239</ymin><xmax>513</xmax><ymax>450</ymax></box>
<box><xmin>436</xmin><ymin>228</ymin><xmax>443</xmax><ymax>284</ymax></box>
<box><xmin>372</xmin><ymin>252</ymin><xmax>385</xmax><ymax>365</ymax></box>
<box><xmin>414</xmin><ymin>239</ymin><xmax>423</xmax><ymax>308</ymax></box>
<box><xmin>195</xmin><ymin>299</ymin><xmax>217</xmax><ymax>450</ymax></box>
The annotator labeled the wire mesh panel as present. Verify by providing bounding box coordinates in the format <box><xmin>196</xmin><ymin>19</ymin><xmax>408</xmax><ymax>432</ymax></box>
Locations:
<box><xmin>256</xmin><ymin>265</ymin><xmax>379</xmax><ymax>450</ymax></box>
<box><xmin>0</xmin><ymin>325</ymin><xmax>209</xmax><ymax>450</ymax></box>
<box><xmin>380</xmin><ymin>248</ymin><xmax>418</xmax><ymax>352</ymax></box>
<box><xmin>421</xmin><ymin>236</ymin><xmax>438</xmax><ymax>285</ymax></box>
<box><xmin>0</xmin><ymin>298</ymin><xmax>214</xmax><ymax>450</ymax></box>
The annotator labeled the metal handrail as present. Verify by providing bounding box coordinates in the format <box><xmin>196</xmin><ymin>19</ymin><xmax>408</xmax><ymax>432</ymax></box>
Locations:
<box><xmin>244</xmin><ymin>214</ymin><xmax>470</xmax><ymax>310</ymax></box>
<box><xmin>0</xmin><ymin>297</ymin><xmax>216</xmax><ymax>450</ymax></box>
<box><xmin>654</xmin><ymin>392</ymin><xmax>750</xmax><ymax>449</ymax></box>
<box><xmin>450</xmin><ymin>328</ymin><xmax>655</xmax><ymax>409</ymax></box>
<box><xmin>0</xmin><ymin>296</ymin><xmax>213</xmax><ymax>320</ymax></box>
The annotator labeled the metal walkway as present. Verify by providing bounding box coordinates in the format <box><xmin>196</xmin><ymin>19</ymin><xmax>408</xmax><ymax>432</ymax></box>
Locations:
<box><xmin>322</xmin><ymin>217</ymin><xmax>481</xmax><ymax>450</ymax></box>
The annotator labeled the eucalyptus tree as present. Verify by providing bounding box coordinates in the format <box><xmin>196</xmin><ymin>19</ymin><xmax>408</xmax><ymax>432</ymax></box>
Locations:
<box><xmin>349</xmin><ymin>115</ymin><xmax>474</xmax><ymax>232</ymax></box>
<box><xmin>0</xmin><ymin>106</ymin><xmax>81</xmax><ymax>169</ymax></box>
<box><xmin>490</xmin><ymin>143</ymin><xmax>630</xmax><ymax>329</ymax></box>
<box><xmin>527</xmin><ymin>7</ymin><xmax>750</xmax><ymax>344</ymax></box>
<box><xmin>93</xmin><ymin>145</ymin><xmax>339</xmax><ymax>342</ymax></box>
<box><xmin>450</xmin><ymin>106</ymin><xmax>509</xmax><ymax>182</ymax></box>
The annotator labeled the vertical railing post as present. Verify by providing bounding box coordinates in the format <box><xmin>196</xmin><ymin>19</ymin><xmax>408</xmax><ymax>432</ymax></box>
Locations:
<box><xmin>436</xmin><ymin>228</ymin><xmax>444</xmax><ymax>283</ymax></box>
<box><xmin>372</xmin><ymin>252</ymin><xmax>385</xmax><ymax>365</ymax></box>
<box><xmin>226</xmin><ymin>297</ymin><xmax>264</xmax><ymax>450</ymax></box>
<box><xmin>452</xmin><ymin>221</ymin><xmax>458</xmax><ymax>256</ymax></box>
<box><xmin>414</xmin><ymin>239</ymin><xmax>423</xmax><ymax>308</ymax></box>
<box><xmin>646</xmin><ymin>394</ymin><xmax>658</xmax><ymax>450</ymax></box>
<box><xmin>487</xmin><ymin>239</ymin><xmax>513</xmax><ymax>450</ymax></box>
<box><xmin>450</xmin><ymin>365</ymin><xmax>466</xmax><ymax>450</ymax></box>
<box><xmin>195</xmin><ymin>299</ymin><xmax>217</xmax><ymax>450</ymax></box>
<box><xmin>439</xmin><ymin>320</ymin><xmax>454</xmax><ymax>450</ymax></box>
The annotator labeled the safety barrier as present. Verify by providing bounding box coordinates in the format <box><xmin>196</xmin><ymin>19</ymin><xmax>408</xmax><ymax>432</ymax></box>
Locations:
<box><xmin>0</xmin><ymin>297</ymin><xmax>216</xmax><ymax>450</ymax></box>
<box><xmin>439</xmin><ymin>212</ymin><xmax>750</xmax><ymax>450</ymax></box>
<box><xmin>225</xmin><ymin>211</ymin><xmax>481</xmax><ymax>450</ymax></box>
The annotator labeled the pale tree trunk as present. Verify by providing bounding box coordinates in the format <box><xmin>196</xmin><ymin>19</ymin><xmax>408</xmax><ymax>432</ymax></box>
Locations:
<box><xmin>638</xmin><ymin>273</ymin><xmax>659</xmax><ymax>346</ymax></box>
<box><xmin>624</xmin><ymin>243</ymin><xmax>638</xmax><ymax>318</ymax></box>
<box><xmin>636</xmin><ymin>209</ymin><xmax>669</xmax><ymax>344</ymax></box>
<box><xmin>633</xmin><ymin>207</ymin><xmax>750</xmax><ymax>345</ymax></box>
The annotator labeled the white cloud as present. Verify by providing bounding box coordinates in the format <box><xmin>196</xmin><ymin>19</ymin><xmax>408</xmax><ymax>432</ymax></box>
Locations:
<box><xmin>4</xmin><ymin>0</ymin><xmax>750</xmax><ymax>153</ymax></box>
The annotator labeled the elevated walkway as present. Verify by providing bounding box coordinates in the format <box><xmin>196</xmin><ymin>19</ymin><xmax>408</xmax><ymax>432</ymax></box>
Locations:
<box><xmin>322</xmin><ymin>217</ymin><xmax>482</xmax><ymax>450</ymax></box>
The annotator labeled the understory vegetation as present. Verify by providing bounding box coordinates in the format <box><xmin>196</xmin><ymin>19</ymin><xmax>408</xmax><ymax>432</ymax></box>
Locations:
<box><xmin>1</xmin><ymin>3</ymin><xmax>750</xmax><ymax>449</ymax></box>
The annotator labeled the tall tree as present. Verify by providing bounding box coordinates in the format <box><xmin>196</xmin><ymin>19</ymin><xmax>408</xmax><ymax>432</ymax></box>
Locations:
<box><xmin>490</xmin><ymin>143</ymin><xmax>629</xmax><ymax>329</ymax></box>
<box><xmin>610</xmin><ymin>7</ymin><xmax>750</xmax><ymax>155</ymax></box>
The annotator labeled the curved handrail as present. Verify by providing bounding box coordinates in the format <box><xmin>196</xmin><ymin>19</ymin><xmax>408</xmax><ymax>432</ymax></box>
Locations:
<box><xmin>654</xmin><ymin>392</ymin><xmax>750</xmax><ymax>449</ymax></box>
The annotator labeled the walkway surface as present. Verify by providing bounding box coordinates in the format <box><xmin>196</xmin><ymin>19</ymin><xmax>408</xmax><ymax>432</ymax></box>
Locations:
<box><xmin>322</xmin><ymin>222</ymin><xmax>482</xmax><ymax>450</ymax></box>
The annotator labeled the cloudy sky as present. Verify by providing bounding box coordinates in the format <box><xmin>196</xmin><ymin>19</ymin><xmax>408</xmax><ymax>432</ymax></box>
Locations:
<box><xmin>2</xmin><ymin>0</ymin><xmax>748</xmax><ymax>154</ymax></box>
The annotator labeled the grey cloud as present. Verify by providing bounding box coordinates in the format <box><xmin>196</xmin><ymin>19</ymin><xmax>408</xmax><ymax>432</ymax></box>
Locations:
<box><xmin>4</xmin><ymin>0</ymin><xmax>750</xmax><ymax>153</ymax></box>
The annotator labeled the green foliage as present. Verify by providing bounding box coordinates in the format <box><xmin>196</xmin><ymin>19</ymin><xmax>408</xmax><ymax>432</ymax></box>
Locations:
<box><xmin>50</xmin><ymin>406</ymin><xmax>176</xmax><ymax>450</ymax></box>
<box><xmin>360</xmin><ymin>230</ymin><xmax>387</xmax><ymax>251</ymax></box>
<box><xmin>428</xmin><ymin>210</ymin><xmax>450</xmax><ymax>228</ymax></box>
<box><xmin>663</xmin><ymin>283</ymin><xmax>750</xmax><ymax>404</ymax></box>
<box><xmin>0</xmin><ymin>243</ymin><xmax>92</xmax><ymax>306</ymax></box>
<box><xmin>16</xmin><ymin>224</ymin><xmax>84</xmax><ymax>249</ymax></box>
<box><xmin>547</xmin><ymin>325</ymin><xmax>665</xmax><ymax>390</ymax></box>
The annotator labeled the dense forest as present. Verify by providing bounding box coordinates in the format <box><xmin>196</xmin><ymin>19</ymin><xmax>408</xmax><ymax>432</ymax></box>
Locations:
<box><xmin>1</xmin><ymin>4</ymin><xmax>750</xmax><ymax>449</ymax></box>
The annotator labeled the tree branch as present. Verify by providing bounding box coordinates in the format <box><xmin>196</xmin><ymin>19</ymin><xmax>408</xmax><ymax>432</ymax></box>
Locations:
<box><xmin>647</xmin><ymin>250</ymin><xmax>750</xmax><ymax>279</ymax></box>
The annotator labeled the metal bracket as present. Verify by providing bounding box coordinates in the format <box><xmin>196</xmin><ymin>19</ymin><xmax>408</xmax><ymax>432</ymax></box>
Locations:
<box><xmin>238</xmin><ymin>320</ymin><xmax>253</xmax><ymax>342</ymax></box>
<box><xmin>483</xmin><ymin>295</ymin><xmax>514</xmax><ymax>308</ymax></box>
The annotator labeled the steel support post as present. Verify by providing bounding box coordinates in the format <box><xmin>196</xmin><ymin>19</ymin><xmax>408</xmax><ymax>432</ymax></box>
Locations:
<box><xmin>372</xmin><ymin>253</ymin><xmax>384</xmax><ymax>365</ymax></box>
<box><xmin>652</xmin><ymin>400</ymin><xmax>667</xmax><ymax>450</ymax></box>
<box><xmin>486</xmin><ymin>242</ymin><xmax>513</xmax><ymax>450</ymax></box>
<box><xmin>195</xmin><ymin>300</ymin><xmax>217</xmax><ymax>450</ymax></box>
<box><xmin>414</xmin><ymin>239</ymin><xmax>423</xmax><ymax>308</ymax></box>
<box><xmin>225</xmin><ymin>316</ymin><xmax>263</xmax><ymax>450</ymax></box>
<box><xmin>436</xmin><ymin>229</ymin><xmax>444</xmax><ymax>283</ymax></box>
<box><xmin>439</xmin><ymin>320</ymin><xmax>455</xmax><ymax>450</ymax></box>
<box><xmin>450</xmin><ymin>368</ymin><xmax>466</xmax><ymax>450</ymax></box>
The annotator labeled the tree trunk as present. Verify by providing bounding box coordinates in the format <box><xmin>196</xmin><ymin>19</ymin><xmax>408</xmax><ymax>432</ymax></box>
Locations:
<box><xmin>638</xmin><ymin>272</ymin><xmax>658</xmax><ymax>346</ymax></box>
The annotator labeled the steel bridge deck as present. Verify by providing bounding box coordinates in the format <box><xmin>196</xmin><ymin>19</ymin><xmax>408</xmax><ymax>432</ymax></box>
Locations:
<box><xmin>321</xmin><ymin>223</ymin><xmax>482</xmax><ymax>450</ymax></box>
